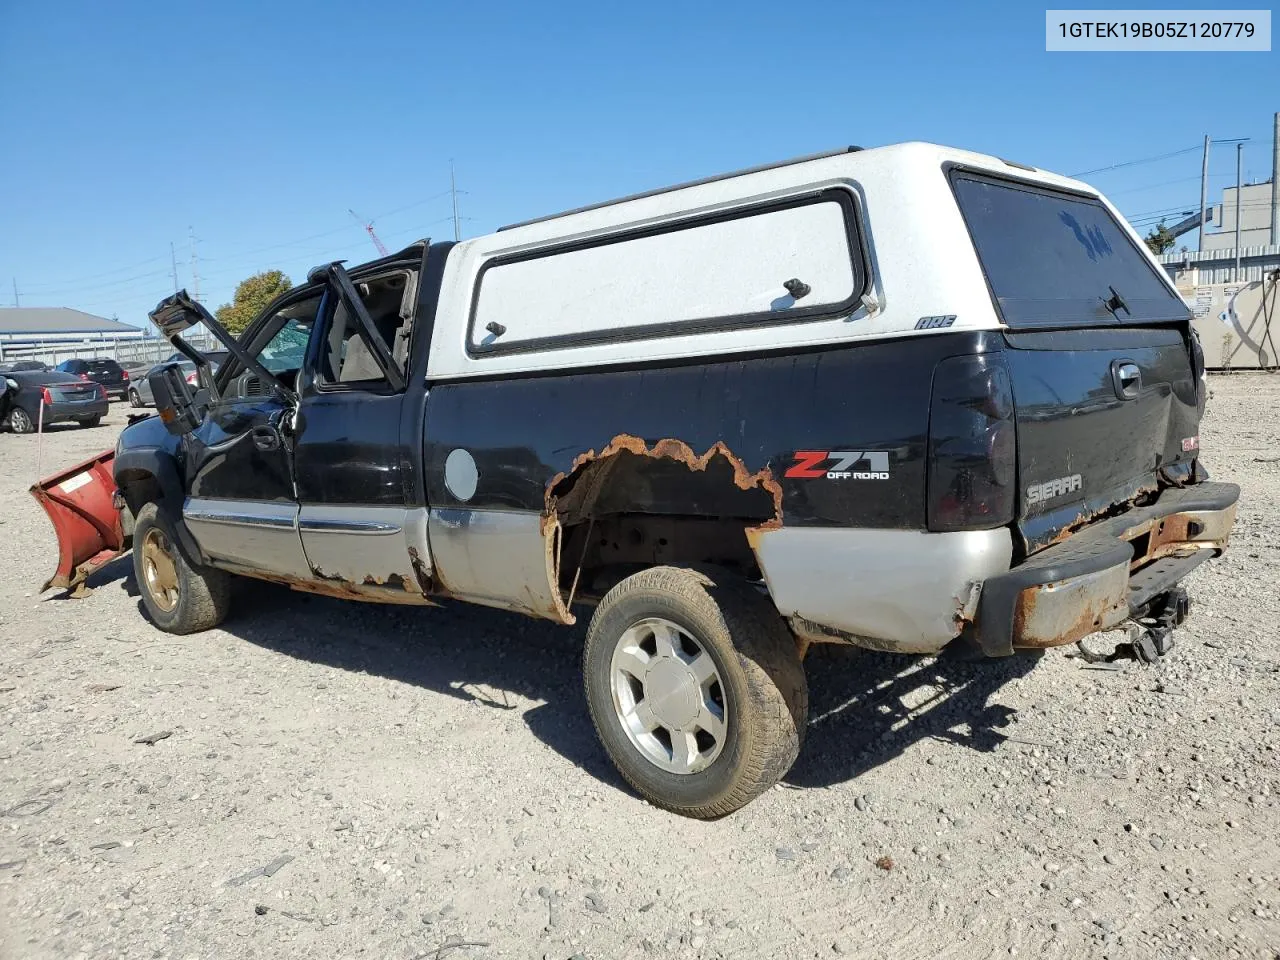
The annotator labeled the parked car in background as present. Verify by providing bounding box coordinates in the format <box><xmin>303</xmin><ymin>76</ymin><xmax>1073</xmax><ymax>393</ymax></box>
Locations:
<box><xmin>128</xmin><ymin>350</ymin><xmax>228</xmax><ymax>407</ymax></box>
<box><xmin>55</xmin><ymin>358</ymin><xmax>130</xmax><ymax>400</ymax></box>
<box><xmin>0</xmin><ymin>360</ymin><xmax>50</xmax><ymax>373</ymax></box>
<box><xmin>1</xmin><ymin>369</ymin><xmax>108</xmax><ymax>432</ymax></box>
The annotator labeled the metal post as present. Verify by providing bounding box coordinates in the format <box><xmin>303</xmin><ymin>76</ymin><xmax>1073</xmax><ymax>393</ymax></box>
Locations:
<box><xmin>36</xmin><ymin>397</ymin><xmax>45</xmax><ymax>478</ymax></box>
<box><xmin>189</xmin><ymin>226</ymin><xmax>200</xmax><ymax>303</ymax></box>
<box><xmin>170</xmin><ymin>242</ymin><xmax>180</xmax><ymax>292</ymax></box>
<box><xmin>1235</xmin><ymin>143</ymin><xmax>1243</xmax><ymax>282</ymax></box>
<box><xmin>1271</xmin><ymin>111</ymin><xmax>1279</xmax><ymax>246</ymax></box>
<box><xmin>1198</xmin><ymin>134</ymin><xmax>1210</xmax><ymax>250</ymax></box>
<box><xmin>11</xmin><ymin>277</ymin><xmax>18</xmax><ymax>307</ymax></box>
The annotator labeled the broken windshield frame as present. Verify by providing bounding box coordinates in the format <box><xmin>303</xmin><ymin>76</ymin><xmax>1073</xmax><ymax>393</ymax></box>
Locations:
<box><xmin>148</xmin><ymin>290</ymin><xmax>295</xmax><ymax>403</ymax></box>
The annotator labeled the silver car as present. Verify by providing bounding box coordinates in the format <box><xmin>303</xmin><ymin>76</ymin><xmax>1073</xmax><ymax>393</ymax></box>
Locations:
<box><xmin>127</xmin><ymin>352</ymin><xmax>227</xmax><ymax>407</ymax></box>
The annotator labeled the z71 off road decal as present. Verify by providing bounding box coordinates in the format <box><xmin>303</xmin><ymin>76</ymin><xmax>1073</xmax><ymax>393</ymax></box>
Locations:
<box><xmin>784</xmin><ymin>451</ymin><xmax>890</xmax><ymax>480</ymax></box>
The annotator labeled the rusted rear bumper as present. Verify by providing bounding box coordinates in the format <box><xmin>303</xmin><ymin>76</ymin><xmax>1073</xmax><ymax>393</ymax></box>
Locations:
<box><xmin>974</xmin><ymin>482</ymin><xmax>1239</xmax><ymax>657</ymax></box>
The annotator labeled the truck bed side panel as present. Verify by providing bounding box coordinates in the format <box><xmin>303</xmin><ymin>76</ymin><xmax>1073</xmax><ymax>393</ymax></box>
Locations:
<box><xmin>422</xmin><ymin>331</ymin><xmax>1002</xmax><ymax>529</ymax></box>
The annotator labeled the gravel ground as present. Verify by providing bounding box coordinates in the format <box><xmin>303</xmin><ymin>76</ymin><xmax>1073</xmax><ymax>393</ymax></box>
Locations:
<box><xmin>2</xmin><ymin>378</ymin><xmax>1278</xmax><ymax>960</ymax></box>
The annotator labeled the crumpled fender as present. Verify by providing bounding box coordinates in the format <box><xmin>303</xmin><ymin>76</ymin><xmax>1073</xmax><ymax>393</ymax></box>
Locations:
<box><xmin>113</xmin><ymin>444</ymin><xmax>205</xmax><ymax>565</ymax></box>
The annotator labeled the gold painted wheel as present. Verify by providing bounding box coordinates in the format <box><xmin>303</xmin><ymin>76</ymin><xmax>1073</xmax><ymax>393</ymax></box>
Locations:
<box><xmin>141</xmin><ymin>527</ymin><xmax>180</xmax><ymax>612</ymax></box>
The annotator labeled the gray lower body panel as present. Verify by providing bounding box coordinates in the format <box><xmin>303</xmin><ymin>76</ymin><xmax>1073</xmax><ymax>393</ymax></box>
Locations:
<box><xmin>428</xmin><ymin>507</ymin><xmax>571</xmax><ymax>622</ymax></box>
<box><xmin>298</xmin><ymin>504</ymin><xmax>431</xmax><ymax>592</ymax></box>
<box><xmin>184</xmin><ymin>497</ymin><xmax>313</xmax><ymax>580</ymax></box>
<box><xmin>751</xmin><ymin>526</ymin><xmax>1013</xmax><ymax>654</ymax></box>
<box><xmin>185</xmin><ymin>498</ymin><xmax>432</xmax><ymax>597</ymax></box>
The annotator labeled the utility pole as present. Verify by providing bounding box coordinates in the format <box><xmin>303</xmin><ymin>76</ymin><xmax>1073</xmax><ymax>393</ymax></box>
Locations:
<box><xmin>189</xmin><ymin>226</ymin><xmax>201</xmax><ymax>302</ymax></box>
<box><xmin>450</xmin><ymin>160</ymin><xmax>461</xmax><ymax>242</ymax></box>
<box><xmin>1235</xmin><ymin>142</ymin><xmax>1243</xmax><ymax>282</ymax></box>
<box><xmin>1198</xmin><ymin>134</ymin><xmax>1210</xmax><ymax>250</ymax></box>
<box><xmin>11</xmin><ymin>278</ymin><xmax>18</xmax><ymax>307</ymax></box>
<box><xmin>1270</xmin><ymin>111</ymin><xmax>1279</xmax><ymax>246</ymax></box>
<box><xmin>170</xmin><ymin>242</ymin><xmax>180</xmax><ymax>292</ymax></box>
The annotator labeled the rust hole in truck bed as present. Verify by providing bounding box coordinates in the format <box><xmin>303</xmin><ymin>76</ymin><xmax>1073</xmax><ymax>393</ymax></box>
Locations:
<box><xmin>544</xmin><ymin>434</ymin><xmax>784</xmax><ymax>532</ymax></box>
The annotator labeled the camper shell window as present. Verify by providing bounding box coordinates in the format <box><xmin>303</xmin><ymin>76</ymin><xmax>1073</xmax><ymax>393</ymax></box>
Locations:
<box><xmin>468</xmin><ymin>188</ymin><xmax>867</xmax><ymax>355</ymax></box>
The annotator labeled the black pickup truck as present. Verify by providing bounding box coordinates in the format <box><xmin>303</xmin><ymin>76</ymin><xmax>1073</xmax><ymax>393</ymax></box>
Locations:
<box><xmin>47</xmin><ymin>142</ymin><xmax>1237</xmax><ymax>818</ymax></box>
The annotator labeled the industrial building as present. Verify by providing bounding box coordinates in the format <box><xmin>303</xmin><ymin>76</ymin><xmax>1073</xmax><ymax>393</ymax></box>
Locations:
<box><xmin>0</xmin><ymin>307</ymin><xmax>144</xmax><ymax>352</ymax></box>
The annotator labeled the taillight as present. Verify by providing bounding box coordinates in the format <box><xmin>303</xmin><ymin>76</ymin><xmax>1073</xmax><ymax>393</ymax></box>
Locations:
<box><xmin>1188</xmin><ymin>327</ymin><xmax>1206</xmax><ymax>415</ymax></box>
<box><xmin>41</xmin><ymin>387</ymin><xmax>53</xmax><ymax>405</ymax></box>
<box><xmin>97</xmin><ymin>383</ymin><xmax>107</xmax><ymax>398</ymax></box>
<box><xmin>927</xmin><ymin>354</ymin><xmax>1016</xmax><ymax>532</ymax></box>
<box><xmin>78</xmin><ymin>373</ymin><xmax>89</xmax><ymax>381</ymax></box>
<box><xmin>185</xmin><ymin>371</ymin><xmax>198</xmax><ymax>385</ymax></box>
<box><xmin>121</xmin><ymin>369</ymin><xmax>129</xmax><ymax>380</ymax></box>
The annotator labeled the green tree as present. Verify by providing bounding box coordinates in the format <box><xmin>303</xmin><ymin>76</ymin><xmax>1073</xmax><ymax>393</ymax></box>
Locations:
<box><xmin>215</xmin><ymin>270</ymin><xmax>293</xmax><ymax>335</ymax></box>
<box><xmin>1144</xmin><ymin>221</ymin><xmax>1176</xmax><ymax>256</ymax></box>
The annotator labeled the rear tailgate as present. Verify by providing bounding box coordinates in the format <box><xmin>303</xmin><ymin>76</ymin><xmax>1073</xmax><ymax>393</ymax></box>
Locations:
<box><xmin>1003</xmin><ymin>326</ymin><xmax>1200</xmax><ymax>552</ymax></box>
<box><xmin>950</xmin><ymin>169</ymin><xmax>1202</xmax><ymax>554</ymax></box>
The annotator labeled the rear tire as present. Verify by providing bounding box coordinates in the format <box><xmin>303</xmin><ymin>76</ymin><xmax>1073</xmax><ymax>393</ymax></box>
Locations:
<box><xmin>132</xmin><ymin>502</ymin><xmax>231</xmax><ymax>634</ymax></box>
<box><xmin>78</xmin><ymin>415</ymin><xmax>102</xmax><ymax>428</ymax></box>
<box><xmin>583</xmin><ymin>565</ymin><xmax>807</xmax><ymax>818</ymax></box>
<box><xmin>8</xmin><ymin>406</ymin><xmax>35</xmax><ymax>434</ymax></box>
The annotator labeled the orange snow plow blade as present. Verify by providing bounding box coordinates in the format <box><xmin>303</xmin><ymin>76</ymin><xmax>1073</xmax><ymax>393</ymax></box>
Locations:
<box><xmin>30</xmin><ymin>449</ymin><xmax>125</xmax><ymax>596</ymax></box>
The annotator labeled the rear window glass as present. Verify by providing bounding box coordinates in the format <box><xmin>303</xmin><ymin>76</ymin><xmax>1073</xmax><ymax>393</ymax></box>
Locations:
<box><xmin>951</xmin><ymin>173</ymin><xmax>1189</xmax><ymax>328</ymax></box>
<box><xmin>86</xmin><ymin>359</ymin><xmax>122</xmax><ymax>372</ymax></box>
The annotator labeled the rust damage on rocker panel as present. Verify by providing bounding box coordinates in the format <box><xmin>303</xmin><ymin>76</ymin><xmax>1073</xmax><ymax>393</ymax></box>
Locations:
<box><xmin>230</xmin><ymin>564</ymin><xmax>437</xmax><ymax>606</ymax></box>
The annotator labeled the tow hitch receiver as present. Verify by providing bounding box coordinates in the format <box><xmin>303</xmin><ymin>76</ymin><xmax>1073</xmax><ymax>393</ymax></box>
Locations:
<box><xmin>1131</xmin><ymin>588</ymin><xmax>1191</xmax><ymax>664</ymax></box>
<box><xmin>30</xmin><ymin>449</ymin><xmax>124</xmax><ymax>596</ymax></box>
<box><xmin>1078</xmin><ymin>588</ymin><xmax>1191</xmax><ymax>665</ymax></box>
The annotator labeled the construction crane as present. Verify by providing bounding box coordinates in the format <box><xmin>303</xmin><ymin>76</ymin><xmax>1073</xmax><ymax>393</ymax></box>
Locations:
<box><xmin>349</xmin><ymin>209</ymin><xmax>389</xmax><ymax>257</ymax></box>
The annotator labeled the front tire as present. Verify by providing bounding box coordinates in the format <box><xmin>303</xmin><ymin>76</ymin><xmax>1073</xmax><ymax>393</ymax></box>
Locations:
<box><xmin>128</xmin><ymin>388</ymin><xmax>142</xmax><ymax>408</ymax></box>
<box><xmin>583</xmin><ymin>566</ymin><xmax>807</xmax><ymax>818</ymax></box>
<box><xmin>132</xmin><ymin>502</ymin><xmax>231</xmax><ymax>634</ymax></box>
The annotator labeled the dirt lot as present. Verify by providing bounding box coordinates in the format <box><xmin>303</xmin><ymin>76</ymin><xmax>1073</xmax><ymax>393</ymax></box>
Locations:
<box><xmin>2</xmin><ymin>377</ymin><xmax>1278</xmax><ymax>960</ymax></box>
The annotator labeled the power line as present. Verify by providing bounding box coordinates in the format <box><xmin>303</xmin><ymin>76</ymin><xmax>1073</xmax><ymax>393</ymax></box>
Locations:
<box><xmin>1106</xmin><ymin>172</ymin><xmax>1241</xmax><ymax>197</ymax></box>
<box><xmin>1071</xmin><ymin>145</ymin><xmax>1202</xmax><ymax>178</ymax></box>
<box><xmin>1072</xmin><ymin>133</ymin><xmax>1275</xmax><ymax>179</ymax></box>
<box><xmin>14</xmin><ymin>251</ymin><xmax>179</xmax><ymax>289</ymax></box>
<box><xmin>18</xmin><ymin>188</ymin><xmax>458</xmax><ymax>301</ymax></box>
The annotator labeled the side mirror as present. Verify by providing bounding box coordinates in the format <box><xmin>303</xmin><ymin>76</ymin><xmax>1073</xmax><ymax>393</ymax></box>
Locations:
<box><xmin>149</xmin><ymin>362</ymin><xmax>209</xmax><ymax>436</ymax></box>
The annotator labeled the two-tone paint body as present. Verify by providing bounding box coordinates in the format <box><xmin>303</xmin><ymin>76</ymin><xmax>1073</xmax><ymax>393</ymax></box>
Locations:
<box><xmin>111</xmin><ymin>141</ymin><xmax>1237</xmax><ymax>656</ymax></box>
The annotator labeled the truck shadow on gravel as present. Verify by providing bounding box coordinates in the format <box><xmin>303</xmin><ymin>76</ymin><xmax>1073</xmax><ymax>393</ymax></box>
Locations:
<box><xmin>785</xmin><ymin>644</ymin><xmax>1040</xmax><ymax>789</ymax></box>
<box><xmin>100</xmin><ymin>568</ymin><xmax>1041</xmax><ymax>797</ymax></box>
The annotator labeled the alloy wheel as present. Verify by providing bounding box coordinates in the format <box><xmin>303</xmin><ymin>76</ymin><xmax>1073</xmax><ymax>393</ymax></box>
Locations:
<box><xmin>609</xmin><ymin>617</ymin><xmax>728</xmax><ymax>774</ymax></box>
<box><xmin>141</xmin><ymin>527</ymin><xmax>180</xmax><ymax>612</ymax></box>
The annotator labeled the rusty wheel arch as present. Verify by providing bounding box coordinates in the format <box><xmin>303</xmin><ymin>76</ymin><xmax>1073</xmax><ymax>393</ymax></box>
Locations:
<box><xmin>542</xmin><ymin>434</ymin><xmax>786</xmax><ymax>608</ymax></box>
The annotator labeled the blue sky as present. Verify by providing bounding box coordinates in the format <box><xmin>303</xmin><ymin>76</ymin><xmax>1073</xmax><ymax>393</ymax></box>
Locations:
<box><xmin>1</xmin><ymin>0</ymin><xmax>1276</xmax><ymax>329</ymax></box>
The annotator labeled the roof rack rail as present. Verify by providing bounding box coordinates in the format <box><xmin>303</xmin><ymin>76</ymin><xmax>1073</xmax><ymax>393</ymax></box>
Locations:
<box><xmin>498</xmin><ymin>145</ymin><xmax>863</xmax><ymax>232</ymax></box>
